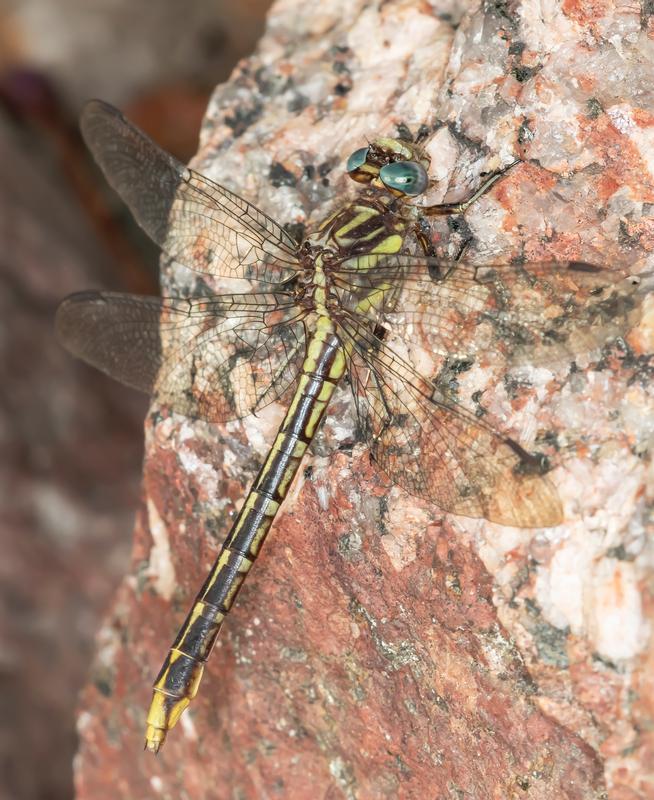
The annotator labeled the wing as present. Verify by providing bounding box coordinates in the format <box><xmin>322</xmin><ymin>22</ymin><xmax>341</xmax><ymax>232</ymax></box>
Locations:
<box><xmin>56</xmin><ymin>291</ymin><xmax>307</xmax><ymax>422</ymax></box>
<box><xmin>333</xmin><ymin>257</ymin><xmax>652</xmax><ymax>367</ymax></box>
<box><xmin>80</xmin><ymin>100</ymin><xmax>301</xmax><ymax>285</ymax></box>
<box><xmin>337</xmin><ymin>313</ymin><xmax>563</xmax><ymax>528</ymax></box>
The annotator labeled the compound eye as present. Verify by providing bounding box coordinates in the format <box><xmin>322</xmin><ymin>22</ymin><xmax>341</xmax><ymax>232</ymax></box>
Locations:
<box><xmin>346</xmin><ymin>146</ymin><xmax>370</xmax><ymax>173</ymax></box>
<box><xmin>379</xmin><ymin>161</ymin><xmax>429</xmax><ymax>196</ymax></box>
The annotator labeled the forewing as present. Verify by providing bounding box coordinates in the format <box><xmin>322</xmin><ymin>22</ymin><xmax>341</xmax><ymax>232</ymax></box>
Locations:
<box><xmin>80</xmin><ymin>100</ymin><xmax>300</xmax><ymax>285</ymax></box>
<box><xmin>334</xmin><ymin>258</ymin><xmax>651</xmax><ymax>367</ymax></box>
<box><xmin>338</xmin><ymin>315</ymin><xmax>563</xmax><ymax>528</ymax></box>
<box><xmin>56</xmin><ymin>291</ymin><xmax>306</xmax><ymax>422</ymax></box>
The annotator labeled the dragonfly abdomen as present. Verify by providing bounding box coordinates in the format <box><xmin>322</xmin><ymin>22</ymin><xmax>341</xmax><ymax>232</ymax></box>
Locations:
<box><xmin>145</xmin><ymin>317</ymin><xmax>346</xmax><ymax>751</ymax></box>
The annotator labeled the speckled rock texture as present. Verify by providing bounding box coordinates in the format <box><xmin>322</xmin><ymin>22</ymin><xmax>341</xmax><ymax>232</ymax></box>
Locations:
<box><xmin>74</xmin><ymin>1</ymin><xmax>654</xmax><ymax>798</ymax></box>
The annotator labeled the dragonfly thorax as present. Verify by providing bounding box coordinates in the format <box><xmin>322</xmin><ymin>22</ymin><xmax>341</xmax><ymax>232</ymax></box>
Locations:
<box><xmin>314</xmin><ymin>196</ymin><xmax>409</xmax><ymax>262</ymax></box>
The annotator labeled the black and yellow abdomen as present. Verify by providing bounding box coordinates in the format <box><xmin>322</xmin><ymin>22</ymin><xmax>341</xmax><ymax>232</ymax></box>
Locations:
<box><xmin>145</xmin><ymin>315</ymin><xmax>349</xmax><ymax>750</ymax></box>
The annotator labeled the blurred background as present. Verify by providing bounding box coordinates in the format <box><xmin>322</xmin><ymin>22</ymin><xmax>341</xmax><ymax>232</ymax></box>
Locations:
<box><xmin>0</xmin><ymin>1</ymin><xmax>271</xmax><ymax>797</ymax></box>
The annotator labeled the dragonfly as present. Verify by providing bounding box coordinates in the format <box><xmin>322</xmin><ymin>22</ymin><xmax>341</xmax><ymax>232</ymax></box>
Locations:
<box><xmin>56</xmin><ymin>100</ymin><xmax>650</xmax><ymax>752</ymax></box>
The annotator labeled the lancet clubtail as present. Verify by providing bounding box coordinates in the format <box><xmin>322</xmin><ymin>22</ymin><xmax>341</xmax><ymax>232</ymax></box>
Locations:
<box><xmin>56</xmin><ymin>101</ymin><xmax>649</xmax><ymax>752</ymax></box>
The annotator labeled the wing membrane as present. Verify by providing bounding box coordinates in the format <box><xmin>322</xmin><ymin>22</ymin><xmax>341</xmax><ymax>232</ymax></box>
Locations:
<box><xmin>337</xmin><ymin>313</ymin><xmax>563</xmax><ymax>528</ymax></box>
<box><xmin>334</xmin><ymin>258</ymin><xmax>651</xmax><ymax>367</ymax></box>
<box><xmin>56</xmin><ymin>291</ymin><xmax>306</xmax><ymax>422</ymax></box>
<box><xmin>81</xmin><ymin>100</ymin><xmax>300</xmax><ymax>285</ymax></box>
<box><xmin>155</xmin><ymin>301</ymin><xmax>306</xmax><ymax>421</ymax></box>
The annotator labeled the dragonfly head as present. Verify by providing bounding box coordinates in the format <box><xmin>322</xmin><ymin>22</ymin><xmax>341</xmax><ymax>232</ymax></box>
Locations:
<box><xmin>346</xmin><ymin>138</ymin><xmax>430</xmax><ymax>198</ymax></box>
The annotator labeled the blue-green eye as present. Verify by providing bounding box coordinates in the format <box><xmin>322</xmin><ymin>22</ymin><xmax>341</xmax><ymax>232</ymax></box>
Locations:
<box><xmin>346</xmin><ymin>147</ymin><xmax>369</xmax><ymax>173</ymax></box>
<box><xmin>379</xmin><ymin>161</ymin><xmax>428</xmax><ymax>196</ymax></box>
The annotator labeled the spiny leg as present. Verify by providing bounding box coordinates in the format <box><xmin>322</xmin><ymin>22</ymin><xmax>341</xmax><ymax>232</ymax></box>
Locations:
<box><xmin>413</xmin><ymin>159</ymin><xmax>521</xmax><ymax>260</ymax></box>
<box><xmin>422</xmin><ymin>159</ymin><xmax>521</xmax><ymax>217</ymax></box>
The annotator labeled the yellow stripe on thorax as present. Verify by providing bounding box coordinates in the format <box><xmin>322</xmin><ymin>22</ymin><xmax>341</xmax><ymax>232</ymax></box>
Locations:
<box><xmin>334</xmin><ymin>206</ymin><xmax>379</xmax><ymax>238</ymax></box>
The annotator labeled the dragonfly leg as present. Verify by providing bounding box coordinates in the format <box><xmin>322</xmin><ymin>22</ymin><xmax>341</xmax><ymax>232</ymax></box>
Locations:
<box><xmin>422</xmin><ymin>159</ymin><xmax>521</xmax><ymax>217</ymax></box>
<box><xmin>413</xmin><ymin>160</ymin><xmax>520</xmax><ymax>262</ymax></box>
<box><xmin>413</xmin><ymin>217</ymin><xmax>438</xmax><ymax>257</ymax></box>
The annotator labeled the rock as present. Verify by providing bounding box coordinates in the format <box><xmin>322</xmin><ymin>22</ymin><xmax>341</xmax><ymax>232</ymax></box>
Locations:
<box><xmin>74</xmin><ymin>1</ymin><xmax>654</xmax><ymax>798</ymax></box>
